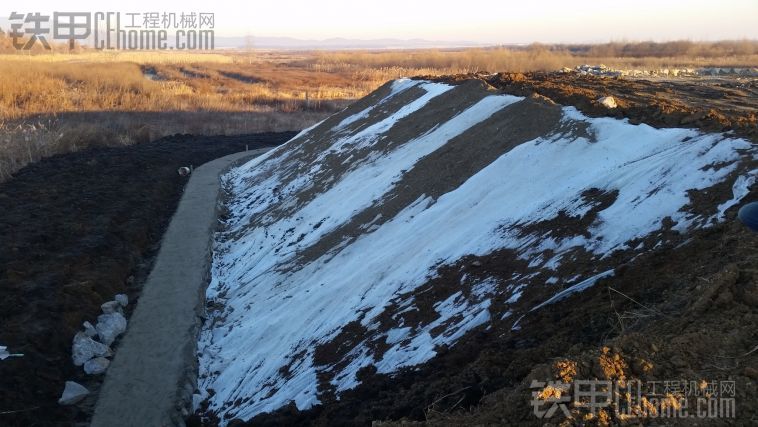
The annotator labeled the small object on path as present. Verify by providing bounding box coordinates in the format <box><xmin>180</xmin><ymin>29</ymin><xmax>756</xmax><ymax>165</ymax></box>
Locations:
<box><xmin>738</xmin><ymin>202</ymin><xmax>758</xmax><ymax>232</ymax></box>
<box><xmin>178</xmin><ymin>166</ymin><xmax>191</xmax><ymax>177</ymax></box>
<box><xmin>58</xmin><ymin>381</ymin><xmax>90</xmax><ymax>405</ymax></box>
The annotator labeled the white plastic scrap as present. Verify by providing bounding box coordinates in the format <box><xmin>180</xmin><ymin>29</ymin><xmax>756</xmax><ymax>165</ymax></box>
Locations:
<box><xmin>530</xmin><ymin>270</ymin><xmax>615</xmax><ymax>311</ymax></box>
<box><xmin>0</xmin><ymin>345</ymin><xmax>24</xmax><ymax>360</ymax></box>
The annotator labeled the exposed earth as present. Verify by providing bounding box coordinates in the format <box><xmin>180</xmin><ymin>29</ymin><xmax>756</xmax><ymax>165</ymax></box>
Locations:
<box><xmin>192</xmin><ymin>73</ymin><xmax>757</xmax><ymax>426</ymax></box>
<box><xmin>1</xmin><ymin>72</ymin><xmax>757</xmax><ymax>427</ymax></box>
<box><xmin>421</xmin><ymin>72</ymin><xmax>758</xmax><ymax>142</ymax></box>
<box><xmin>0</xmin><ymin>132</ymin><xmax>295</xmax><ymax>426</ymax></box>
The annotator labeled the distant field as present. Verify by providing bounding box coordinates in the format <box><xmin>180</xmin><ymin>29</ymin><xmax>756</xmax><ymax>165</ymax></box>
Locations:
<box><xmin>1</xmin><ymin>40</ymin><xmax>757</xmax><ymax>181</ymax></box>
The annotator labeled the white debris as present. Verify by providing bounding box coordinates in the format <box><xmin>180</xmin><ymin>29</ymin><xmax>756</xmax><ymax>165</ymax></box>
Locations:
<box><xmin>568</xmin><ymin>64</ymin><xmax>704</xmax><ymax>78</ymax></box>
<box><xmin>83</xmin><ymin>357</ymin><xmax>110</xmax><ymax>375</ymax></box>
<box><xmin>575</xmin><ymin>64</ymin><xmax>622</xmax><ymax>77</ymax></box>
<box><xmin>96</xmin><ymin>312</ymin><xmax>127</xmax><ymax>346</ymax></box>
<box><xmin>58</xmin><ymin>381</ymin><xmax>90</xmax><ymax>405</ymax></box>
<box><xmin>72</xmin><ymin>332</ymin><xmax>112</xmax><ymax>366</ymax></box>
<box><xmin>598</xmin><ymin>96</ymin><xmax>617</xmax><ymax>109</ymax></box>
<box><xmin>115</xmin><ymin>294</ymin><xmax>129</xmax><ymax>307</ymax></box>
<box><xmin>530</xmin><ymin>270</ymin><xmax>616</xmax><ymax>311</ymax></box>
<box><xmin>83</xmin><ymin>321</ymin><xmax>98</xmax><ymax>337</ymax></box>
<box><xmin>0</xmin><ymin>345</ymin><xmax>23</xmax><ymax>360</ymax></box>
<box><xmin>100</xmin><ymin>300</ymin><xmax>122</xmax><ymax>314</ymax></box>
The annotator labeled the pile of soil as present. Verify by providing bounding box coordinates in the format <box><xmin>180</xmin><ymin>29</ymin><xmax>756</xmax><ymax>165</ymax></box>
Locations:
<box><xmin>420</xmin><ymin>72</ymin><xmax>758</xmax><ymax>142</ymax></box>
<box><xmin>210</xmin><ymin>75</ymin><xmax>757</xmax><ymax>426</ymax></box>
<box><xmin>0</xmin><ymin>132</ymin><xmax>295</xmax><ymax>426</ymax></box>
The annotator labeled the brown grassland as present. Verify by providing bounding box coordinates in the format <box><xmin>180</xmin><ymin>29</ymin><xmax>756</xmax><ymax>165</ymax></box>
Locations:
<box><xmin>0</xmin><ymin>37</ymin><xmax>757</xmax><ymax>181</ymax></box>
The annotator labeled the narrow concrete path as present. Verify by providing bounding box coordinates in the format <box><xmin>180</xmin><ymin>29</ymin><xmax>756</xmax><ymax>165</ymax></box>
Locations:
<box><xmin>91</xmin><ymin>149</ymin><xmax>271</xmax><ymax>427</ymax></box>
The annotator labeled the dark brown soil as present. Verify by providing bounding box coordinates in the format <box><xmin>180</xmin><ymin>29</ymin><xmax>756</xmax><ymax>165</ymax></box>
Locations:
<box><xmin>418</xmin><ymin>72</ymin><xmax>758</xmax><ymax>143</ymax></box>
<box><xmin>0</xmin><ymin>132</ymin><xmax>296</xmax><ymax>426</ymax></box>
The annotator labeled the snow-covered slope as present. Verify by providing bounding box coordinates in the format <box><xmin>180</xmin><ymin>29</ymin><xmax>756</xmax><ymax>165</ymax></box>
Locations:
<box><xmin>196</xmin><ymin>78</ymin><xmax>756</xmax><ymax>422</ymax></box>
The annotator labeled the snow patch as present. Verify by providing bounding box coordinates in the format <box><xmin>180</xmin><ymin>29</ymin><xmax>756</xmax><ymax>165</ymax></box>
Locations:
<box><xmin>716</xmin><ymin>173</ymin><xmax>756</xmax><ymax>219</ymax></box>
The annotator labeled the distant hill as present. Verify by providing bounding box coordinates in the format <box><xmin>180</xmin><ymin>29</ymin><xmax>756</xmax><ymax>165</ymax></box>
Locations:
<box><xmin>214</xmin><ymin>36</ymin><xmax>482</xmax><ymax>50</ymax></box>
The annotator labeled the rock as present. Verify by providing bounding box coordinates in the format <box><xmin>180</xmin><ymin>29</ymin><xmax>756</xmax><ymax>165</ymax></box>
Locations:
<box><xmin>744</xmin><ymin>366</ymin><xmax>758</xmax><ymax>380</ymax></box>
<box><xmin>115</xmin><ymin>293</ymin><xmax>129</xmax><ymax>307</ymax></box>
<box><xmin>96</xmin><ymin>312</ymin><xmax>127</xmax><ymax>346</ymax></box>
<box><xmin>598</xmin><ymin>96</ymin><xmax>618</xmax><ymax>109</ymax></box>
<box><xmin>738</xmin><ymin>202</ymin><xmax>758</xmax><ymax>232</ymax></box>
<box><xmin>528</xmin><ymin>92</ymin><xmax>556</xmax><ymax>105</ymax></box>
<box><xmin>101</xmin><ymin>300</ymin><xmax>122</xmax><ymax>314</ymax></box>
<box><xmin>58</xmin><ymin>381</ymin><xmax>89</xmax><ymax>405</ymax></box>
<box><xmin>83</xmin><ymin>357</ymin><xmax>110</xmax><ymax>375</ymax></box>
<box><xmin>83</xmin><ymin>321</ymin><xmax>98</xmax><ymax>337</ymax></box>
<box><xmin>72</xmin><ymin>332</ymin><xmax>112</xmax><ymax>366</ymax></box>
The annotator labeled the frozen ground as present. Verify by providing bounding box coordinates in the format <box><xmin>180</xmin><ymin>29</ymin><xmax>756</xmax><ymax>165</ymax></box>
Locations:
<box><xmin>196</xmin><ymin>79</ymin><xmax>756</xmax><ymax>423</ymax></box>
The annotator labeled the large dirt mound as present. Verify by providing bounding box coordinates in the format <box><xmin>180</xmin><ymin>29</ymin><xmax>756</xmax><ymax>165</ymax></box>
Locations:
<box><xmin>194</xmin><ymin>78</ymin><xmax>757</xmax><ymax>425</ymax></box>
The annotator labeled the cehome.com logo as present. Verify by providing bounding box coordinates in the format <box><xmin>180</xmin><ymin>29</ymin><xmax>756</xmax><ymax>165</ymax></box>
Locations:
<box><xmin>6</xmin><ymin>11</ymin><xmax>215</xmax><ymax>50</ymax></box>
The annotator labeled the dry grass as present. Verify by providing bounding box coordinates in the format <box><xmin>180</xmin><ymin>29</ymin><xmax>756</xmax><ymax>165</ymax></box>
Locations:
<box><xmin>0</xmin><ymin>40</ymin><xmax>756</xmax><ymax>181</ymax></box>
<box><xmin>0</xmin><ymin>111</ymin><xmax>325</xmax><ymax>181</ymax></box>
<box><xmin>309</xmin><ymin>42</ymin><xmax>758</xmax><ymax>75</ymax></box>
<box><xmin>0</xmin><ymin>51</ymin><xmax>235</xmax><ymax>64</ymax></box>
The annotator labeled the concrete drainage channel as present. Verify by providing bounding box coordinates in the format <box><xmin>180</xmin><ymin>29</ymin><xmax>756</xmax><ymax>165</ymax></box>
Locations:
<box><xmin>85</xmin><ymin>149</ymin><xmax>271</xmax><ymax>427</ymax></box>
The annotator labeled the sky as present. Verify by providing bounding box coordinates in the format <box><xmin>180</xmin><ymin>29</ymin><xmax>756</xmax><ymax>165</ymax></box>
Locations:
<box><xmin>8</xmin><ymin>0</ymin><xmax>758</xmax><ymax>43</ymax></box>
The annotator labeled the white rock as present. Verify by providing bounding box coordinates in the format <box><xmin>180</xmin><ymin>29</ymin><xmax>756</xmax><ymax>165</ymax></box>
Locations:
<box><xmin>72</xmin><ymin>332</ymin><xmax>112</xmax><ymax>366</ymax></box>
<box><xmin>83</xmin><ymin>357</ymin><xmax>110</xmax><ymax>375</ymax></box>
<box><xmin>58</xmin><ymin>381</ymin><xmax>89</xmax><ymax>405</ymax></box>
<box><xmin>598</xmin><ymin>96</ymin><xmax>618</xmax><ymax>109</ymax></box>
<box><xmin>83</xmin><ymin>321</ymin><xmax>98</xmax><ymax>337</ymax></box>
<box><xmin>101</xmin><ymin>300</ymin><xmax>122</xmax><ymax>314</ymax></box>
<box><xmin>96</xmin><ymin>312</ymin><xmax>127</xmax><ymax>346</ymax></box>
<box><xmin>115</xmin><ymin>294</ymin><xmax>129</xmax><ymax>307</ymax></box>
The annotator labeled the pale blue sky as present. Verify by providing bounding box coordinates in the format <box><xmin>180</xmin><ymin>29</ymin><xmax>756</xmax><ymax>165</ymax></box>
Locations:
<box><xmin>10</xmin><ymin>0</ymin><xmax>758</xmax><ymax>42</ymax></box>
